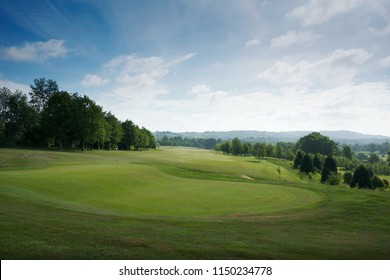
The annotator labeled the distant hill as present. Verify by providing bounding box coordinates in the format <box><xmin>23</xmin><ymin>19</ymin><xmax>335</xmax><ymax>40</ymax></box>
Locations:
<box><xmin>154</xmin><ymin>130</ymin><xmax>390</xmax><ymax>145</ymax></box>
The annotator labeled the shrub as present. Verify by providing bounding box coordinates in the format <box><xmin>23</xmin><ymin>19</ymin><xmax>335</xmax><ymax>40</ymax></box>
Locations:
<box><xmin>351</xmin><ymin>165</ymin><xmax>373</xmax><ymax>189</ymax></box>
<box><xmin>343</xmin><ymin>172</ymin><xmax>352</xmax><ymax>185</ymax></box>
<box><xmin>371</xmin><ymin>175</ymin><xmax>385</xmax><ymax>189</ymax></box>
<box><xmin>327</xmin><ymin>171</ymin><xmax>342</xmax><ymax>185</ymax></box>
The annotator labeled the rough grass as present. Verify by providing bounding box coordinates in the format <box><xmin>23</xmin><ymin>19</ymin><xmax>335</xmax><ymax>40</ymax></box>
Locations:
<box><xmin>1</xmin><ymin>147</ymin><xmax>390</xmax><ymax>259</ymax></box>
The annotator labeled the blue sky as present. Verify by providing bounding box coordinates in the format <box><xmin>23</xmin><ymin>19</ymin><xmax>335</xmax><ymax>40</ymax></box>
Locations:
<box><xmin>1</xmin><ymin>0</ymin><xmax>390</xmax><ymax>136</ymax></box>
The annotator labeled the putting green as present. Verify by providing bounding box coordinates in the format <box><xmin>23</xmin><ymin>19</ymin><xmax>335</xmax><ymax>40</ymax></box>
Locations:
<box><xmin>1</xmin><ymin>162</ymin><xmax>322</xmax><ymax>218</ymax></box>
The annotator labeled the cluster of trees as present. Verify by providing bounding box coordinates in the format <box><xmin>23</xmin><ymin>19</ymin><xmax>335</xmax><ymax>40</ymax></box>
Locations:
<box><xmin>158</xmin><ymin>136</ymin><xmax>221</xmax><ymax>150</ymax></box>
<box><xmin>215</xmin><ymin>137</ymin><xmax>295</xmax><ymax>160</ymax></box>
<box><xmin>0</xmin><ymin>78</ymin><xmax>155</xmax><ymax>150</ymax></box>
<box><xmin>351</xmin><ymin>142</ymin><xmax>390</xmax><ymax>155</ymax></box>
<box><xmin>292</xmin><ymin>133</ymin><xmax>389</xmax><ymax>190</ymax></box>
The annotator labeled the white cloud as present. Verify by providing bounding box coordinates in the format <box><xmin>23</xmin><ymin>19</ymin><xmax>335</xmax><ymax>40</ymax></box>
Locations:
<box><xmin>287</xmin><ymin>0</ymin><xmax>364</xmax><ymax>26</ymax></box>
<box><xmin>245</xmin><ymin>38</ymin><xmax>261</xmax><ymax>47</ymax></box>
<box><xmin>0</xmin><ymin>78</ymin><xmax>30</xmax><ymax>93</ymax></box>
<box><xmin>109</xmin><ymin>82</ymin><xmax>390</xmax><ymax>136</ymax></box>
<box><xmin>379</xmin><ymin>56</ymin><xmax>390</xmax><ymax>68</ymax></box>
<box><xmin>0</xmin><ymin>39</ymin><xmax>68</xmax><ymax>62</ymax></box>
<box><xmin>258</xmin><ymin>48</ymin><xmax>372</xmax><ymax>87</ymax></box>
<box><xmin>81</xmin><ymin>74</ymin><xmax>110</xmax><ymax>87</ymax></box>
<box><xmin>270</xmin><ymin>30</ymin><xmax>320</xmax><ymax>48</ymax></box>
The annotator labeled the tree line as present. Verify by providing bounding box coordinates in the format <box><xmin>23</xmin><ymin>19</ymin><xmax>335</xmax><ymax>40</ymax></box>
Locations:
<box><xmin>158</xmin><ymin>135</ymin><xmax>222</xmax><ymax>150</ymax></box>
<box><xmin>0</xmin><ymin>78</ymin><xmax>155</xmax><ymax>150</ymax></box>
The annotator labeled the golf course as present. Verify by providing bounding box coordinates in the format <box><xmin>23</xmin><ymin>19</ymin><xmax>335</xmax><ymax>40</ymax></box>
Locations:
<box><xmin>1</xmin><ymin>147</ymin><xmax>390</xmax><ymax>259</ymax></box>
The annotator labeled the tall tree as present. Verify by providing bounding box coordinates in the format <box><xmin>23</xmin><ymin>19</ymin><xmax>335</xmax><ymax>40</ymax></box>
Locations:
<box><xmin>41</xmin><ymin>91</ymin><xmax>75</xmax><ymax>149</ymax></box>
<box><xmin>104</xmin><ymin>112</ymin><xmax>123</xmax><ymax>150</ymax></box>
<box><xmin>253</xmin><ymin>142</ymin><xmax>266</xmax><ymax>160</ymax></box>
<box><xmin>0</xmin><ymin>87</ymin><xmax>38</xmax><ymax>146</ymax></box>
<box><xmin>121</xmin><ymin>120</ymin><xmax>137</xmax><ymax>150</ymax></box>
<box><xmin>351</xmin><ymin>165</ymin><xmax>373</xmax><ymax>189</ymax></box>
<box><xmin>321</xmin><ymin>156</ymin><xmax>338</xmax><ymax>183</ymax></box>
<box><xmin>300</xmin><ymin>154</ymin><xmax>313</xmax><ymax>174</ymax></box>
<box><xmin>313</xmin><ymin>153</ymin><xmax>323</xmax><ymax>172</ymax></box>
<box><xmin>266</xmin><ymin>143</ymin><xmax>275</xmax><ymax>158</ymax></box>
<box><xmin>29</xmin><ymin>77</ymin><xmax>59</xmax><ymax>112</ymax></box>
<box><xmin>296</xmin><ymin>132</ymin><xmax>337</xmax><ymax>156</ymax></box>
<box><xmin>342</xmin><ymin>145</ymin><xmax>353</xmax><ymax>160</ymax></box>
<box><xmin>293</xmin><ymin>150</ymin><xmax>304</xmax><ymax>169</ymax></box>
<box><xmin>231</xmin><ymin>137</ymin><xmax>243</xmax><ymax>156</ymax></box>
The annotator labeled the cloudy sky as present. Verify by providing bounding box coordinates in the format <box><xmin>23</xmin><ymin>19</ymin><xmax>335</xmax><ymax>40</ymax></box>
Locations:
<box><xmin>1</xmin><ymin>0</ymin><xmax>390</xmax><ymax>136</ymax></box>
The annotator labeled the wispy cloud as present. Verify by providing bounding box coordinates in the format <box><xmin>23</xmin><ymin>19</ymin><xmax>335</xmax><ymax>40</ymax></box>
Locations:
<box><xmin>287</xmin><ymin>0</ymin><xmax>364</xmax><ymax>26</ymax></box>
<box><xmin>258</xmin><ymin>48</ymin><xmax>371</xmax><ymax>87</ymax></box>
<box><xmin>0</xmin><ymin>39</ymin><xmax>68</xmax><ymax>62</ymax></box>
<box><xmin>270</xmin><ymin>30</ymin><xmax>320</xmax><ymax>48</ymax></box>
<box><xmin>0</xmin><ymin>78</ymin><xmax>30</xmax><ymax>93</ymax></box>
<box><xmin>380</xmin><ymin>56</ymin><xmax>390</xmax><ymax>68</ymax></box>
<box><xmin>81</xmin><ymin>74</ymin><xmax>110</xmax><ymax>87</ymax></box>
<box><xmin>245</xmin><ymin>38</ymin><xmax>261</xmax><ymax>47</ymax></box>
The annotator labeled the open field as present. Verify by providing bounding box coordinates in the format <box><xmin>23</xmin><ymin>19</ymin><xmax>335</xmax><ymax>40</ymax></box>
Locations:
<box><xmin>1</xmin><ymin>147</ymin><xmax>390</xmax><ymax>259</ymax></box>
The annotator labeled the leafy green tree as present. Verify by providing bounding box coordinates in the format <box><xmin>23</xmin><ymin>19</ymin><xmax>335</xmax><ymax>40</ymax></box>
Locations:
<box><xmin>103</xmin><ymin>112</ymin><xmax>123</xmax><ymax>150</ymax></box>
<box><xmin>368</xmin><ymin>153</ymin><xmax>380</xmax><ymax>164</ymax></box>
<box><xmin>219</xmin><ymin>141</ymin><xmax>231</xmax><ymax>154</ymax></box>
<box><xmin>313</xmin><ymin>153</ymin><xmax>323</xmax><ymax>172</ymax></box>
<box><xmin>29</xmin><ymin>77</ymin><xmax>59</xmax><ymax>112</ymax></box>
<box><xmin>275</xmin><ymin>142</ymin><xmax>284</xmax><ymax>159</ymax></box>
<box><xmin>296</xmin><ymin>132</ymin><xmax>337</xmax><ymax>156</ymax></box>
<box><xmin>253</xmin><ymin>142</ymin><xmax>266</xmax><ymax>160</ymax></box>
<box><xmin>387</xmin><ymin>151</ymin><xmax>390</xmax><ymax>166</ymax></box>
<box><xmin>72</xmin><ymin>95</ymin><xmax>105</xmax><ymax>150</ymax></box>
<box><xmin>351</xmin><ymin>165</ymin><xmax>373</xmax><ymax>189</ymax></box>
<box><xmin>121</xmin><ymin>120</ymin><xmax>137</xmax><ymax>150</ymax></box>
<box><xmin>41</xmin><ymin>91</ymin><xmax>75</xmax><ymax>149</ymax></box>
<box><xmin>0</xmin><ymin>87</ymin><xmax>38</xmax><ymax>146</ymax></box>
<box><xmin>293</xmin><ymin>150</ymin><xmax>304</xmax><ymax>169</ymax></box>
<box><xmin>231</xmin><ymin>137</ymin><xmax>243</xmax><ymax>156</ymax></box>
<box><xmin>321</xmin><ymin>156</ymin><xmax>337</xmax><ymax>183</ymax></box>
<box><xmin>266</xmin><ymin>143</ymin><xmax>275</xmax><ymax>158</ymax></box>
<box><xmin>342</xmin><ymin>145</ymin><xmax>353</xmax><ymax>160</ymax></box>
<box><xmin>300</xmin><ymin>154</ymin><xmax>313</xmax><ymax>174</ymax></box>
<box><xmin>242</xmin><ymin>142</ymin><xmax>252</xmax><ymax>156</ymax></box>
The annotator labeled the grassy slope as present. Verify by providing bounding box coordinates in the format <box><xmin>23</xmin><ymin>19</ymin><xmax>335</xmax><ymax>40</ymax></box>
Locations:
<box><xmin>1</xmin><ymin>147</ymin><xmax>390</xmax><ymax>259</ymax></box>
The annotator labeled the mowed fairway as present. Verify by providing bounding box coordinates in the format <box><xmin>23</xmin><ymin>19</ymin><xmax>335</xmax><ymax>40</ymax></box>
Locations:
<box><xmin>1</xmin><ymin>147</ymin><xmax>390</xmax><ymax>259</ymax></box>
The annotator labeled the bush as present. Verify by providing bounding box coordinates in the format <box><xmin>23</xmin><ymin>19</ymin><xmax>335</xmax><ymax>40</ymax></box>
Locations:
<box><xmin>343</xmin><ymin>172</ymin><xmax>352</xmax><ymax>185</ymax></box>
<box><xmin>371</xmin><ymin>175</ymin><xmax>385</xmax><ymax>189</ymax></box>
<box><xmin>321</xmin><ymin>156</ymin><xmax>337</xmax><ymax>183</ymax></box>
<box><xmin>383</xmin><ymin>179</ymin><xmax>389</xmax><ymax>188</ymax></box>
<box><xmin>327</xmin><ymin>171</ymin><xmax>342</xmax><ymax>185</ymax></box>
<box><xmin>351</xmin><ymin>165</ymin><xmax>373</xmax><ymax>189</ymax></box>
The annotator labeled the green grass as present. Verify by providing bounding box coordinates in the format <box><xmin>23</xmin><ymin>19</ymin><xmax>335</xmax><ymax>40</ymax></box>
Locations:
<box><xmin>1</xmin><ymin>147</ymin><xmax>390</xmax><ymax>259</ymax></box>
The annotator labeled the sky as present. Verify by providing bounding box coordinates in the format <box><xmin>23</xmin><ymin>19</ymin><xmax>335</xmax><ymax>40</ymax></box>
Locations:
<box><xmin>1</xmin><ymin>0</ymin><xmax>390</xmax><ymax>136</ymax></box>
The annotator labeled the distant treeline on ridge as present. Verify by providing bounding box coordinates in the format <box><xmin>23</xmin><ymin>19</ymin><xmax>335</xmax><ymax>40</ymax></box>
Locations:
<box><xmin>0</xmin><ymin>77</ymin><xmax>155</xmax><ymax>150</ymax></box>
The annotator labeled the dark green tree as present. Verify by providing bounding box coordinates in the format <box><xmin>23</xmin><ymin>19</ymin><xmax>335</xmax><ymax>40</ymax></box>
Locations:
<box><xmin>253</xmin><ymin>142</ymin><xmax>266</xmax><ymax>160</ymax></box>
<box><xmin>371</xmin><ymin>175</ymin><xmax>385</xmax><ymax>189</ymax></box>
<box><xmin>121</xmin><ymin>120</ymin><xmax>137</xmax><ymax>150</ymax></box>
<box><xmin>266</xmin><ymin>143</ymin><xmax>275</xmax><ymax>158</ymax></box>
<box><xmin>343</xmin><ymin>172</ymin><xmax>353</xmax><ymax>185</ymax></box>
<box><xmin>321</xmin><ymin>156</ymin><xmax>337</xmax><ymax>183</ymax></box>
<box><xmin>351</xmin><ymin>165</ymin><xmax>372</xmax><ymax>189</ymax></box>
<box><xmin>296</xmin><ymin>132</ymin><xmax>337</xmax><ymax>156</ymax></box>
<box><xmin>41</xmin><ymin>91</ymin><xmax>75</xmax><ymax>149</ymax></box>
<box><xmin>342</xmin><ymin>145</ymin><xmax>353</xmax><ymax>160</ymax></box>
<box><xmin>293</xmin><ymin>150</ymin><xmax>304</xmax><ymax>169</ymax></box>
<box><xmin>0</xmin><ymin>88</ymin><xmax>38</xmax><ymax>146</ymax></box>
<box><xmin>103</xmin><ymin>112</ymin><xmax>123</xmax><ymax>150</ymax></box>
<box><xmin>231</xmin><ymin>137</ymin><xmax>243</xmax><ymax>156</ymax></box>
<box><xmin>29</xmin><ymin>77</ymin><xmax>59</xmax><ymax>112</ymax></box>
<box><xmin>368</xmin><ymin>153</ymin><xmax>380</xmax><ymax>164</ymax></box>
<box><xmin>313</xmin><ymin>153</ymin><xmax>323</xmax><ymax>172</ymax></box>
<box><xmin>300</xmin><ymin>154</ymin><xmax>313</xmax><ymax>174</ymax></box>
